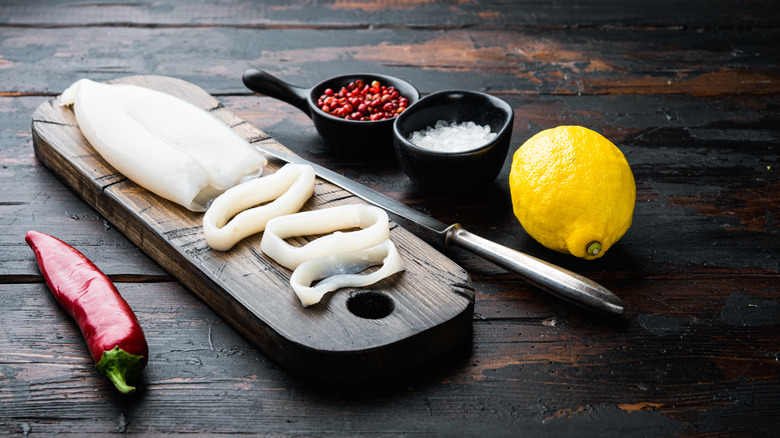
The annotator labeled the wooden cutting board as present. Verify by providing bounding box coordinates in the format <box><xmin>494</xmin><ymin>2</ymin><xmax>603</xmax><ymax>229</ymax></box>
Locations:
<box><xmin>30</xmin><ymin>75</ymin><xmax>474</xmax><ymax>382</ymax></box>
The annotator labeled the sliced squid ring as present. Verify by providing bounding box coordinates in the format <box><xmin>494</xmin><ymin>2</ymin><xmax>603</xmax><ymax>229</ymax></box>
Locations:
<box><xmin>290</xmin><ymin>239</ymin><xmax>404</xmax><ymax>307</ymax></box>
<box><xmin>260</xmin><ymin>204</ymin><xmax>390</xmax><ymax>270</ymax></box>
<box><xmin>203</xmin><ymin>164</ymin><xmax>315</xmax><ymax>251</ymax></box>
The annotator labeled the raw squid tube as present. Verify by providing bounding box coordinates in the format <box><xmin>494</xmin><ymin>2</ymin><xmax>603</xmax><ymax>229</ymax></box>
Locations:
<box><xmin>261</xmin><ymin>204</ymin><xmax>390</xmax><ymax>270</ymax></box>
<box><xmin>59</xmin><ymin>79</ymin><xmax>268</xmax><ymax>211</ymax></box>
<box><xmin>290</xmin><ymin>239</ymin><xmax>404</xmax><ymax>307</ymax></box>
<box><xmin>203</xmin><ymin>164</ymin><xmax>315</xmax><ymax>251</ymax></box>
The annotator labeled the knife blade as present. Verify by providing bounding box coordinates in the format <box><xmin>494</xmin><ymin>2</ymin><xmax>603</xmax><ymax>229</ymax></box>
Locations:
<box><xmin>257</xmin><ymin>145</ymin><xmax>625</xmax><ymax>315</ymax></box>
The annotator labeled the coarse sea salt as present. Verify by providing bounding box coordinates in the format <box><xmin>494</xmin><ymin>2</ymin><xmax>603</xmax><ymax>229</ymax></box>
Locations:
<box><xmin>408</xmin><ymin>120</ymin><xmax>497</xmax><ymax>153</ymax></box>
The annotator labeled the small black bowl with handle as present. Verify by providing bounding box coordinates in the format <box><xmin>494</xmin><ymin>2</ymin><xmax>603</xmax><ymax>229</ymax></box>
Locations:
<box><xmin>243</xmin><ymin>69</ymin><xmax>420</xmax><ymax>153</ymax></box>
<box><xmin>392</xmin><ymin>90</ymin><xmax>514</xmax><ymax>194</ymax></box>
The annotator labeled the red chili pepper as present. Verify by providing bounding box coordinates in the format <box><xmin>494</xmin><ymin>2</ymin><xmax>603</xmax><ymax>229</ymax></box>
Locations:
<box><xmin>25</xmin><ymin>230</ymin><xmax>148</xmax><ymax>394</ymax></box>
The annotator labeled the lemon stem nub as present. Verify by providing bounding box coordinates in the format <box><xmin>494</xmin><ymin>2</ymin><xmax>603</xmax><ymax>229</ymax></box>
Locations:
<box><xmin>587</xmin><ymin>241</ymin><xmax>602</xmax><ymax>256</ymax></box>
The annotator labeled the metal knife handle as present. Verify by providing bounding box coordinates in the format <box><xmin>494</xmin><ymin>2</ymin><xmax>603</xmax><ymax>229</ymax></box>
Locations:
<box><xmin>443</xmin><ymin>224</ymin><xmax>625</xmax><ymax>315</ymax></box>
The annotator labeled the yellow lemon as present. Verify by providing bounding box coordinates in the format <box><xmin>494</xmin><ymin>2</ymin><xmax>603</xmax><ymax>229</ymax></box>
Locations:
<box><xmin>509</xmin><ymin>126</ymin><xmax>635</xmax><ymax>260</ymax></box>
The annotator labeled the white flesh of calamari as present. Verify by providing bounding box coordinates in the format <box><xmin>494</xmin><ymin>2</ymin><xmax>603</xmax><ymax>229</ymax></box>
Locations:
<box><xmin>261</xmin><ymin>204</ymin><xmax>391</xmax><ymax>270</ymax></box>
<box><xmin>203</xmin><ymin>163</ymin><xmax>315</xmax><ymax>251</ymax></box>
<box><xmin>290</xmin><ymin>239</ymin><xmax>404</xmax><ymax>307</ymax></box>
<box><xmin>59</xmin><ymin>79</ymin><xmax>268</xmax><ymax>211</ymax></box>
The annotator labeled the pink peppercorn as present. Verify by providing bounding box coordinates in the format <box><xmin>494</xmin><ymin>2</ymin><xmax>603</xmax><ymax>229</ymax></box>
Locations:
<box><xmin>317</xmin><ymin>79</ymin><xmax>410</xmax><ymax>121</ymax></box>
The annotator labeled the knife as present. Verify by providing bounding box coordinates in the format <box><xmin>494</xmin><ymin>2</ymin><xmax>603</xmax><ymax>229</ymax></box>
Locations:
<box><xmin>256</xmin><ymin>145</ymin><xmax>625</xmax><ymax>315</ymax></box>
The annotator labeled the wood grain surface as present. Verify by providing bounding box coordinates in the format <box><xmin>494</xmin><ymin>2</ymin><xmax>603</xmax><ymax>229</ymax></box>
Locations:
<box><xmin>1</xmin><ymin>0</ymin><xmax>778</xmax><ymax>436</ymax></box>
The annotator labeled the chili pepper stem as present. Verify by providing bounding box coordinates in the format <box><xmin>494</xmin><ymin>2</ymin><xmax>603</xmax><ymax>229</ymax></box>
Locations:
<box><xmin>97</xmin><ymin>346</ymin><xmax>144</xmax><ymax>394</ymax></box>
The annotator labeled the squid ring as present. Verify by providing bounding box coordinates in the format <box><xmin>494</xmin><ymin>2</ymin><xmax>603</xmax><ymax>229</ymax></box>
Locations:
<box><xmin>260</xmin><ymin>204</ymin><xmax>390</xmax><ymax>270</ymax></box>
<box><xmin>290</xmin><ymin>239</ymin><xmax>404</xmax><ymax>307</ymax></box>
<box><xmin>203</xmin><ymin>164</ymin><xmax>315</xmax><ymax>251</ymax></box>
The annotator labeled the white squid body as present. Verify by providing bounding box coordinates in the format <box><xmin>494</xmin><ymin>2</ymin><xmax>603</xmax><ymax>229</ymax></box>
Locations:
<box><xmin>203</xmin><ymin>163</ymin><xmax>315</xmax><ymax>251</ymax></box>
<box><xmin>59</xmin><ymin>79</ymin><xmax>268</xmax><ymax>211</ymax></box>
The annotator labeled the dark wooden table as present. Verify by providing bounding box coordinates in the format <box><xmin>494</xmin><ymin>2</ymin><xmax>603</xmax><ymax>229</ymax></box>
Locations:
<box><xmin>1</xmin><ymin>1</ymin><xmax>778</xmax><ymax>436</ymax></box>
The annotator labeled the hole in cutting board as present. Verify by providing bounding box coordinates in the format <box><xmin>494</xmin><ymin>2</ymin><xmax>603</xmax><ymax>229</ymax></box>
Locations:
<box><xmin>346</xmin><ymin>291</ymin><xmax>394</xmax><ymax>319</ymax></box>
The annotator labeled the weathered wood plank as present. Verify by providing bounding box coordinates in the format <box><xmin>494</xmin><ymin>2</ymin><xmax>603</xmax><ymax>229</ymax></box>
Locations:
<box><xmin>1</xmin><ymin>0</ymin><xmax>778</xmax><ymax>436</ymax></box>
<box><xmin>1</xmin><ymin>0</ymin><xmax>778</xmax><ymax>29</ymax></box>
<box><xmin>2</xmin><ymin>279</ymin><xmax>777</xmax><ymax>436</ymax></box>
<box><xmin>4</xmin><ymin>92</ymin><xmax>778</xmax><ymax>282</ymax></box>
<box><xmin>0</xmin><ymin>26</ymin><xmax>777</xmax><ymax>96</ymax></box>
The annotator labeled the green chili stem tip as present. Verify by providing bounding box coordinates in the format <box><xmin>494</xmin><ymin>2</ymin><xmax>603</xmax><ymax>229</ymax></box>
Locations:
<box><xmin>97</xmin><ymin>346</ymin><xmax>144</xmax><ymax>394</ymax></box>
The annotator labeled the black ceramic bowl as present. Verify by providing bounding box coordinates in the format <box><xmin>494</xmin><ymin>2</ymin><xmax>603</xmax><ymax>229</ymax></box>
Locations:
<box><xmin>392</xmin><ymin>90</ymin><xmax>514</xmax><ymax>194</ymax></box>
<box><xmin>243</xmin><ymin>69</ymin><xmax>420</xmax><ymax>153</ymax></box>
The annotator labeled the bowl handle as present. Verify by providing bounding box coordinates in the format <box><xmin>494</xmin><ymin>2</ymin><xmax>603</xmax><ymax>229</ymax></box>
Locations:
<box><xmin>242</xmin><ymin>69</ymin><xmax>311</xmax><ymax>117</ymax></box>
